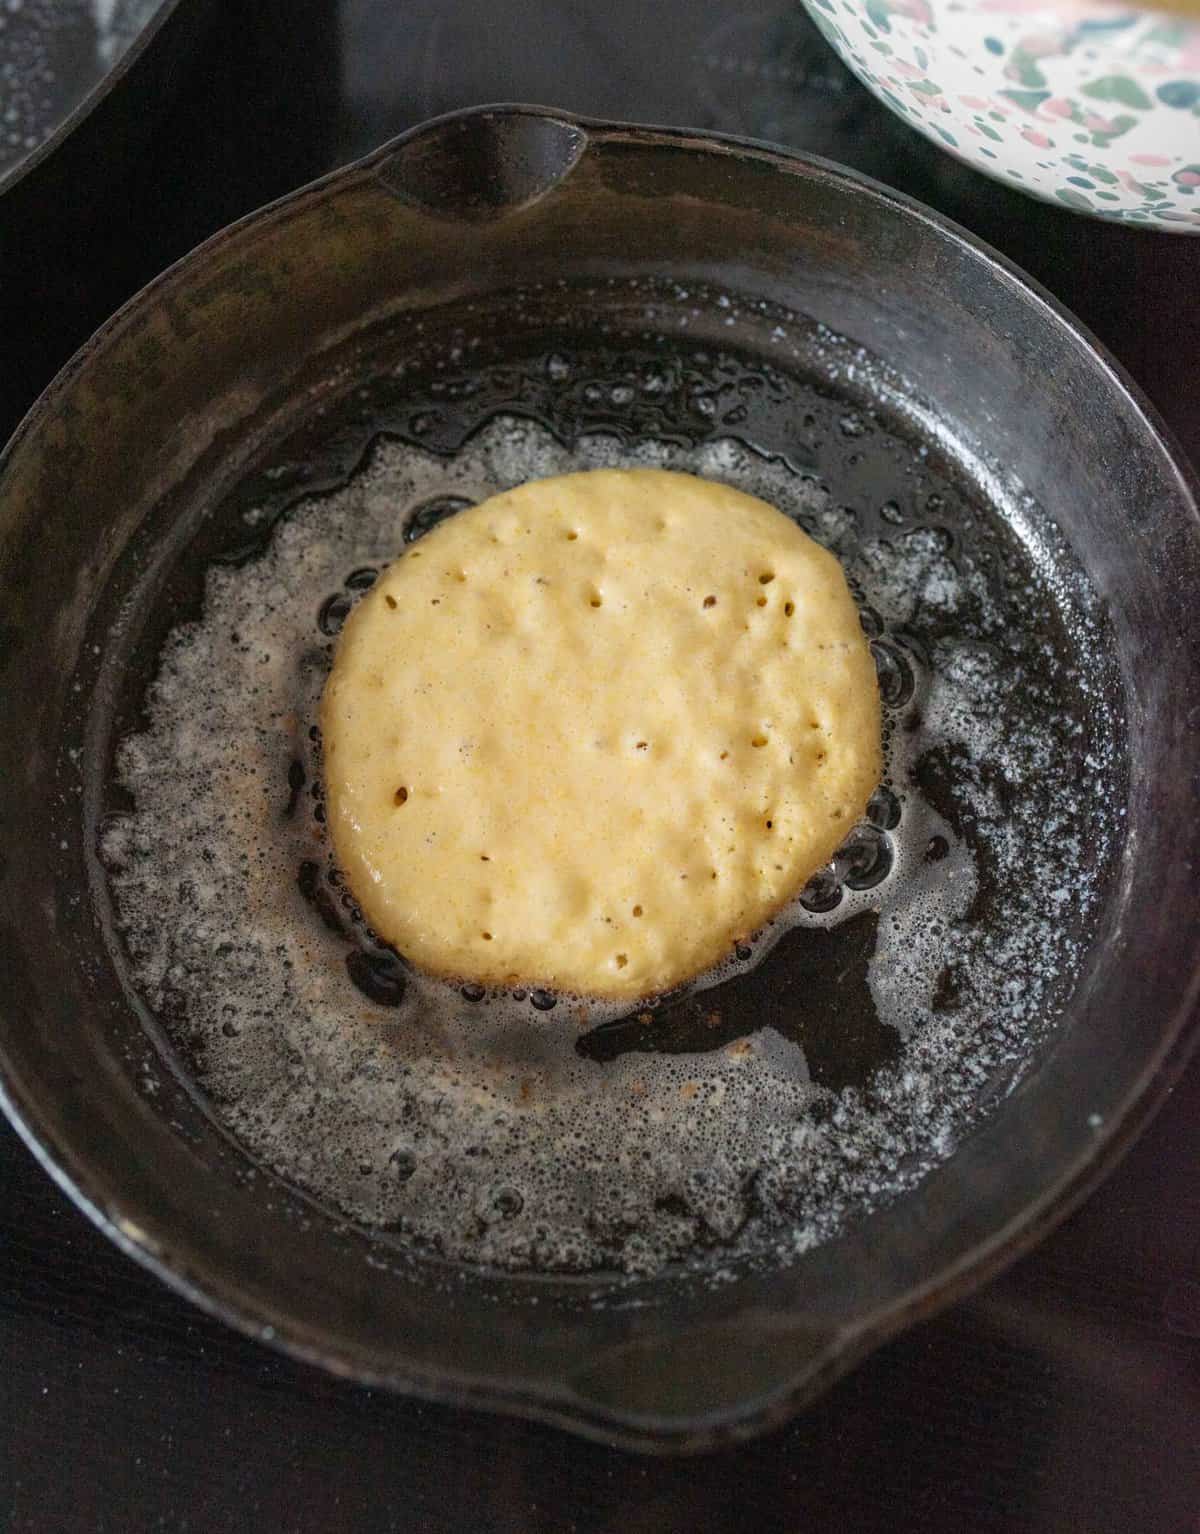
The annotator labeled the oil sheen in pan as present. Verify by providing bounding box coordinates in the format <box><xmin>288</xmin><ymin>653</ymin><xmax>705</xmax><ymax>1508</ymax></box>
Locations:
<box><xmin>100</xmin><ymin>413</ymin><xmax>1118</xmax><ymax>1279</ymax></box>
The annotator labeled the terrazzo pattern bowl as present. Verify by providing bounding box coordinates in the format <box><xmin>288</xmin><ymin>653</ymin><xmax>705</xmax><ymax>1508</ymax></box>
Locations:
<box><xmin>800</xmin><ymin>0</ymin><xmax>1200</xmax><ymax>229</ymax></box>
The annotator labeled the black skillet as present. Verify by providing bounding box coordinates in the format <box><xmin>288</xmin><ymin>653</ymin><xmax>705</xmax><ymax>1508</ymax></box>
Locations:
<box><xmin>0</xmin><ymin>106</ymin><xmax>1198</xmax><ymax>1452</ymax></box>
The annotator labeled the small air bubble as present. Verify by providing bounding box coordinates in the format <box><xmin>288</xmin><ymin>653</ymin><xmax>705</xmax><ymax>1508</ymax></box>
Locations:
<box><xmin>836</xmin><ymin>824</ymin><xmax>894</xmax><ymax>890</ymax></box>
<box><xmin>345</xmin><ymin>950</ymin><xmax>406</xmax><ymax>1007</ymax></box>
<box><xmin>867</xmin><ymin>786</ymin><xmax>901</xmax><ymax>830</ymax></box>
<box><xmin>859</xmin><ymin>605</ymin><xmax>883</xmax><ymax>639</ymax></box>
<box><xmin>800</xmin><ymin>864</ymin><xmax>842</xmax><ymax>913</ymax></box>
<box><xmin>404</xmin><ymin>495</ymin><xmax>471</xmax><ymax>543</ymax></box>
<box><xmin>318</xmin><ymin>592</ymin><xmax>352</xmax><ymax>636</ymax></box>
<box><xmin>872</xmin><ymin>640</ymin><xmax>915</xmax><ymax>708</ymax></box>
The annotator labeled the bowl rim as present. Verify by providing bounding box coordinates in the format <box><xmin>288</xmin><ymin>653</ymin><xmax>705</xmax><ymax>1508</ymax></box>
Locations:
<box><xmin>0</xmin><ymin>0</ymin><xmax>189</xmax><ymax>201</ymax></box>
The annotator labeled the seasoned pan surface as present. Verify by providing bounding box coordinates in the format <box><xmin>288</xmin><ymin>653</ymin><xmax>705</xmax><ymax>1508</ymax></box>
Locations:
<box><xmin>97</xmin><ymin>326</ymin><xmax>1117</xmax><ymax>1280</ymax></box>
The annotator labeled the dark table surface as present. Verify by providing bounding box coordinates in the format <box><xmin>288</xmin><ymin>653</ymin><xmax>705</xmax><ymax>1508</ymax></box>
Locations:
<box><xmin>2</xmin><ymin>3</ymin><xmax>1199</xmax><ymax>1530</ymax></box>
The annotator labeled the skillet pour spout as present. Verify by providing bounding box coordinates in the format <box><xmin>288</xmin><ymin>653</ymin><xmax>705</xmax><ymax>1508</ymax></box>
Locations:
<box><xmin>375</xmin><ymin>107</ymin><xmax>588</xmax><ymax>219</ymax></box>
<box><xmin>0</xmin><ymin>105</ymin><xmax>1197</xmax><ymax>1453</ymax></box>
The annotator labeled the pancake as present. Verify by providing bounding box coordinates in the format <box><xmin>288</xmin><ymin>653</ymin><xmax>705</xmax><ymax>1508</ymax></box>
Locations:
<box><xmin>320</xmin><ymin>467</ymin><xmax>881</xmax><ymax>1000</ymax></box>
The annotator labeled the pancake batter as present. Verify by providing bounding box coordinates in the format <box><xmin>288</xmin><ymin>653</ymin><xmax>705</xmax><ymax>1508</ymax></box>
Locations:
<box><xmin>321</xmin><ymin>468</ymin><xmax>881</xmax><ymax>999</ymax></box>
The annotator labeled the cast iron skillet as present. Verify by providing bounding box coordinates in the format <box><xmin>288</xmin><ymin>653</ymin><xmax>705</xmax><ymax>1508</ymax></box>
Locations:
<box><xmin>1</xmin><ymin>106</ymin><xmax>1198</xmax><ymax>1453</ymax></box>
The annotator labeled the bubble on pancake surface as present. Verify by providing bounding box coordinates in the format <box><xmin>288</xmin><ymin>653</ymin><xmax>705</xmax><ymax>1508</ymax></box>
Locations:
<box><xmin>102</xmin><ymin>415</ymin><xmax>1116</xmax><ymax>1278</ymax></box>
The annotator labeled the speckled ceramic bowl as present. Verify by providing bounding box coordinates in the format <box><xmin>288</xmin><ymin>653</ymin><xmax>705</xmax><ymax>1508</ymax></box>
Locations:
<box><xmin>801</xmin><ymin>0</ymin><xmax>1200</xmax><ymax>229</ymax></box>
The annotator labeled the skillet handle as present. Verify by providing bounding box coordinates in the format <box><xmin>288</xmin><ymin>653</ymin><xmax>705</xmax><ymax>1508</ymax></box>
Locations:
<box><xmin>567</xmin><ymin>1312</ymin><xmax>850</xmax><ymax>1447</ymax></box>
<box><xmin>373</xmin><ymin>105</ymin><xmax>588</xmax><ymax>222</ymax></box>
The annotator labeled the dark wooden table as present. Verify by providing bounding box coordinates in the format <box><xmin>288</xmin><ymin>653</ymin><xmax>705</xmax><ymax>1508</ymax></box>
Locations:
<box><xmin>3</xmin><ymin>4</ymin><xmax>1198</xmax><ymax>1529</ymax></box>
